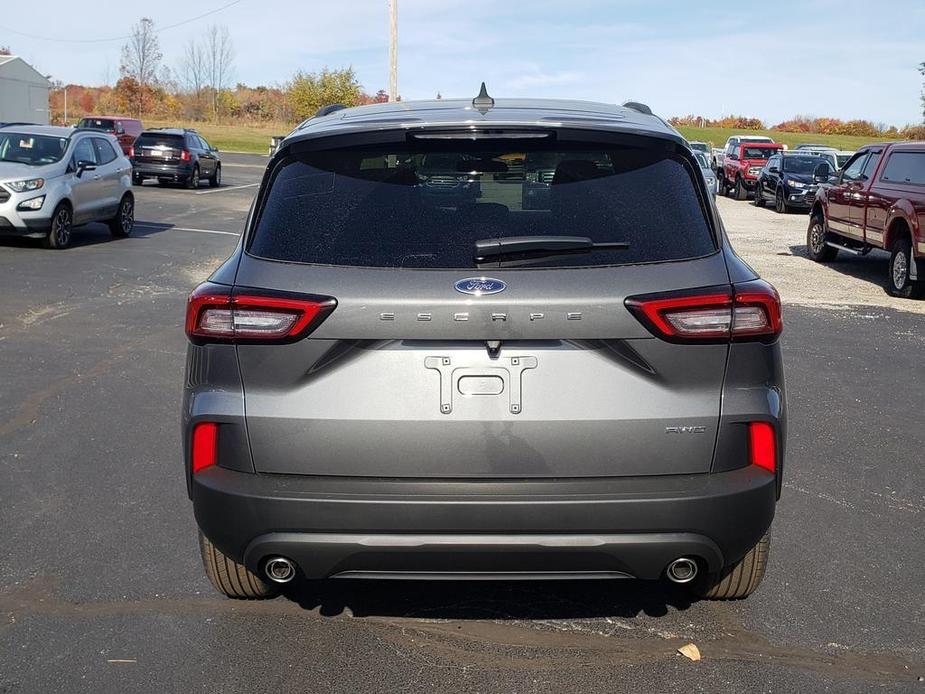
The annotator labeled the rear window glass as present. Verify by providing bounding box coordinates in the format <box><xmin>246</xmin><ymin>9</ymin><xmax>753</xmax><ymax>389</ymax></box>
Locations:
<box><xmin>248</xmin><ymin>141</ymin><xmax>715</xmax><ymax>269</ymax></box>
<box><xmin>135</xmin><ymin>133</ymin><xmax>185</xmax><ymax>147</ymax></box>
<box><xmin>879</xmin><ymin>152</ymin><xmax>925</xmax><ymax>185</ymax></box>
<box><xmin>78</xmin><ymin>118</ymin><xmax>114</xmax><ymax>131</ymax></box>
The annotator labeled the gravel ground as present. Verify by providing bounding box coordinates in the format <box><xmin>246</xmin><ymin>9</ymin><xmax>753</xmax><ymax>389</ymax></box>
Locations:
<box><xmin>717</xmin><ymin>196</ymin><xmax>925</xmax><ymax>315</ymax></box>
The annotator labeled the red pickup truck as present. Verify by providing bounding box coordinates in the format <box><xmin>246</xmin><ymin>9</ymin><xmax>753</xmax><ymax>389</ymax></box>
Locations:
<box><xmin>808</xmin><ymin>142</ymin><xmax>925</xmax><ymax>298</ymax></box>
<box><xmin>720</xmin><ymin>142</ymin><xmax>784</xmax><ymax>200</ymax></box>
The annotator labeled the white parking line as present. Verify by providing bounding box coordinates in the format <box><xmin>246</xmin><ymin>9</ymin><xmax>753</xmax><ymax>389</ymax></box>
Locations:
<box><xmin>194</xmin><ymin>183</ymin><xmax>259</xmax><ymax>195</ymax></box>
<box><xmin>135</xmin><ymin>223</ymin><xmax>240</xmax><ymax>236</ymax></box>
<box><xmin>221</xmin><ymin>163</ymin><xmax>267</xmax><ymax>169</ymax></box>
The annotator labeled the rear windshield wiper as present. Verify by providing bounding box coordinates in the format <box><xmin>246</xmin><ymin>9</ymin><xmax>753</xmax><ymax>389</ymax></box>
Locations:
<box><xmin>474</xmin><ymin>236</ymin><xmax>630</xmax><ymax>262</ymax></box>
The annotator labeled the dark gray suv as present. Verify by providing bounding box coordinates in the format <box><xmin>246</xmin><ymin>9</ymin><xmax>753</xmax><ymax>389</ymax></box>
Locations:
<box><xmin>183</xmin><ymin>92</ymin><xmax>785</xmax><ymax>601</ymax></box>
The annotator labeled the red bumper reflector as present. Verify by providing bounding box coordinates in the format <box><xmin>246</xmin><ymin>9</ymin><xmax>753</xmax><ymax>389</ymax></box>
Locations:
<box><xmin>192</xmin><ymin>422</ymin><xmax>218</xmax><ymax>473</ymax></box>
<box><xmin>749</xmin><ymin>422</ymin><xmax>776</xmax><ymax>473</ymax></box>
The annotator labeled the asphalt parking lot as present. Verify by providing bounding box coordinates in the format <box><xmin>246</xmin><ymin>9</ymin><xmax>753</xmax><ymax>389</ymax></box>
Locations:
<box><xmin>1</xmin><ymin>153</ymin><xmax>923</xmax><ymax>693</ymax></box>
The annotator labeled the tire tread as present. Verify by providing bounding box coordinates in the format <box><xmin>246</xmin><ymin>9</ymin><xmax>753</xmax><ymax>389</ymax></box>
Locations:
<box><xmin>198</xmin><ymin>531</ymin><xmax>278</xmax><ymax>599</ymax></box>
<box><xmin>694</xmin><ymin>534</ymin><xmax>769</xmax><ymax>600</ymax></box>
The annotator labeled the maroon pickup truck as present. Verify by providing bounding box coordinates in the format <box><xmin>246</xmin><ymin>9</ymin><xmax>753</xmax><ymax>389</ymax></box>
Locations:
<box><xmin>720</xmin><ymin>142</ymin><xmax>784</xmax><ymax>200</ymax></box>
<box><xmin>808</xmin><ymin>142</ymin><xmax>925</xmax><ymax>299</ymax></box>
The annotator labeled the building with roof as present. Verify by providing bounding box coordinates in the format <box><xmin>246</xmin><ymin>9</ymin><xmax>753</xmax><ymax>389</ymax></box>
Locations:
<box><xmin>0</xmin><ymin>56</ymin><xmax>51</xmax><ymax>125</ymax></box>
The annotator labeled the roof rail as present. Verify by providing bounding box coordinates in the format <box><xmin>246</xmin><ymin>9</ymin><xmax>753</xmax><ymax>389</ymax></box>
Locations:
<box><xmin>315</xmin><ymin>104</ymin><xmax>347</xmax><ymax>118</ymax></box>
<box><xmin>622</xmin><ymin>101</ymin><xmax>653</xmax><ymax>116</ymax></box>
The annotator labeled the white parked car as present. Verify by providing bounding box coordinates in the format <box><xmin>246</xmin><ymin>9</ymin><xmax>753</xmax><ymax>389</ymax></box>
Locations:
<box><xmin>694</xmin><ymin>151</ymin><xmax>718</xmax><ymax>195</ymax></box>
<box><xmin>0</xmin><ymin>125</ymin><xmax>134</xmax><ymax>249</ymax></box>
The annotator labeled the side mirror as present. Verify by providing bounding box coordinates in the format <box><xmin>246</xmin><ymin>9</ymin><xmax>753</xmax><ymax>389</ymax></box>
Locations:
<box><xmin>729</xmin><ymin>153</ymin><xmax>739</xmax><ymax>161</ymax></box>
<box><xmin>210</xmin><ymin>146</ymin><xmax>219</xmax><ymax>153</ymax></box>
<box><xmin>76</xmin><ymin>161</ymin><xmax>97</xmax><ymax>177</ymax></box>
<box><xmin>813</xmin><ymin>162</ymin><xmax>831</xmax><ymax>183</ymax></box>
<box><xmin>115</xmin><ymin>124</ymin><xmax>125</xmax><ymax>135</ymax></box>
<box><xmin>768</xmin><ymin>166</ymin><xmax>780</xmax><ymax>174</ymax></box>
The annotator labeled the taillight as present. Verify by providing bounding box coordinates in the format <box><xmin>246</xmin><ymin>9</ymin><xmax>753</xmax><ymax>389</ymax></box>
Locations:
<box><xmin>191</xmin><ymin>422</ymin><xmax>218</xmax><ymax>473</ymax></box>
<box><xmin>128</xmin><ymin>146</ymin><xmax>134</xmax><ymax>158</ymax></box>
<box><xmin>748</xmin><ymin>421</ymin><xmax>776</xmax><ymax>473</ymax></box>
<box><xmin>625</xmin><ymin>280</ymin><xmax>781</xmax><ymax>343</ymax></box>
<box><xmin>185</xmin><ymin>282</ymin><xmax>336</xmax><ymax>344</ymax></box>
<box><xmin>180</xmin><ymin>150</ymin><xmax>191</xmax><ymax>162</ymax></box>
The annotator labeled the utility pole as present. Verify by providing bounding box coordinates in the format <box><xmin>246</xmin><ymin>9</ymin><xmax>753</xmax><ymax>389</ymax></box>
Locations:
<box><xmin>388</xmin><ymin>0</ymin><xmax>398</xmax><ymax>102</ymax></box>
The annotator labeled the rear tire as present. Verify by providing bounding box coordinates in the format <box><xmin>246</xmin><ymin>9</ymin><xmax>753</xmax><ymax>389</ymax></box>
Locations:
<box><xmin>209</xmin><ymin>164</ymin><xmax>221</xmax><ymax>187</ymax></box>
<box><xmin>693</xmin><ymin>534</ymin><xmax>770</xmax><ymax>600</ymax></box>
<box><xmin>198</xmin><ymin>531</ymin><xmax>279</xmax><ymax>599</ymax></box>
<box><xmin>132</xmin><ymin>173</ymin><xmax>143</xmax><ymax>186</ymax></box>
<box><xmin>733</xmin><ymin>176</ymin><xmax>748</xmax><ymax>200</ymax></box>
<box><xmin>887</xmin><ymin>237</ymin><xmax>925</xmax><ymax>299</ymax></box>
<box><xmin>185</xmin><ymin>166</ymin><xmax>200</xmax><ymax>190</ymax></box>
<box><xmin>108</xmin><ymin>194</ymin><xmax>134</xmax><ymax>238</ymax></box>
<box><xmin>806</xmin><ymin>213</ymin><xmax>837</xmax><ymax>262</ymax></box>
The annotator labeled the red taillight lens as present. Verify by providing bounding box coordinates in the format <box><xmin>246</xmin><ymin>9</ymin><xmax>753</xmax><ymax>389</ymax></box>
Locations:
<box><xmin>748</xmin><ymin>421</ymin><xmax>776</xmax><ymax>473</ymax></box>
<box><xmin>181</xmin><ymin>150</ymin><xmax>191</xmax><ymax>162</ymax></box>
<box><xmin>185</xmin><ymin>282</ymin><xmax>336</xmax><ymax>344</ymax></box>
<box><xmin>191</xmin><ymin>422</ymin><xmax>218</xmax><ymax>473</ymax></box>
<box><xmin>128</xmin><ymin>146</ymin><xmax>134</xmax><ymax>158</ymax></box>
<box><xmin>625</xmin><ymin>280</ymin><xmax>782</xmax><ymax>343</ymax></box>
<box><xmin>733</xmin><ymin>281</ymin><xmax>783</xmax><ymax>337</ymax></box>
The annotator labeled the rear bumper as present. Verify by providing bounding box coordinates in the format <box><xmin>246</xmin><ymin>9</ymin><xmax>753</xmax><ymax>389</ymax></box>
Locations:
<box><xmin>132</xmin><ymin>162</ymin><xmax>193</xmax><ymax>179</ymax></box>
<box><xmin>192</xmin><ymin>465</ymin><xmax>777</xmax><ymax>580</ymax></box>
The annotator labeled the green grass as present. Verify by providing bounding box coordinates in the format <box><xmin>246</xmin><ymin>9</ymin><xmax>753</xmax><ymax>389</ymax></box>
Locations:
<box><xmin>142</xmin><ymin>120</ymin><xmax>895</xmax><ymax>155</ymax></box>
<box><xmin>143</xmin><ymin>120</ymin><xmax>294</xmax><ymax>154</ymax></box>
<box><xmin>675</xmin><ymin>126</ymin><xmax>892</xmax><ymax>152</ymax></box>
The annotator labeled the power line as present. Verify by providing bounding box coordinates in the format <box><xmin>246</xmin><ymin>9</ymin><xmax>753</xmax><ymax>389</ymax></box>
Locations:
<box><xmin>0</xmin><ymin>0</ymin><xmax>243</xmax><ymax>44</ymax></box>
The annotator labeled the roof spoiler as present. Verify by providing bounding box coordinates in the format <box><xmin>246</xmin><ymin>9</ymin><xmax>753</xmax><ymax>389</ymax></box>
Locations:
<box><xmin>622</xmin><ymin>101</ymin><xmax>652</xmax><ymax>115</ymax></box>
<box><xmin>315</xmin><ymin>104</ymin><xmax>348</xmax><ymax>118</ymax></box>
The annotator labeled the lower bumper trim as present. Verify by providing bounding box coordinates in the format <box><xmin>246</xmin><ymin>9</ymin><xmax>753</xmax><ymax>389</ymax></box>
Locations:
<box><xmin>243</xmin><ymin>531</ymin><xmax>725</xmax><ymax>581</ymax></box>
<box><xmin>330</xmin><ymin>570</ymin><xmax>633</xmax><ymax>581</ymax></box>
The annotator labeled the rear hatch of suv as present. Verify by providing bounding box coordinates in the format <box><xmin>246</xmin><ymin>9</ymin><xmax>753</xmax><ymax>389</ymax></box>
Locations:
<box><xmin>133</xmin><ymin>132</ymin><xmax>186</xmax><ymax>165</ymax></box>
<box><xmin>230</xmin><ymin>130</ymin><xmax>732</xmax><ymax>479</ymax></box>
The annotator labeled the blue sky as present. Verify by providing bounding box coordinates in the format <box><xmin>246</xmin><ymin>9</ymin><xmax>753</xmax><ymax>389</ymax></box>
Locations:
<box><xmin>3</xmin><ymin>0</ymin><xmax>923</xmax><ymax>126</ymax></box>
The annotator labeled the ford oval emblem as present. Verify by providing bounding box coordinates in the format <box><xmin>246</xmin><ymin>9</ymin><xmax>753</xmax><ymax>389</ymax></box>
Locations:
<box><xmin>454</xmin><ymin>277</ymin><xmax>506</xmax><ymax>296</ymax></box>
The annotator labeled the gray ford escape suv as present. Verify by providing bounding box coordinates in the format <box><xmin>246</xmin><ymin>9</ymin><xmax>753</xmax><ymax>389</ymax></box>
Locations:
<box><xmin>183</xmin><ymin>91</ymin><xmax>785</xmax><ymax>601</ymax></box>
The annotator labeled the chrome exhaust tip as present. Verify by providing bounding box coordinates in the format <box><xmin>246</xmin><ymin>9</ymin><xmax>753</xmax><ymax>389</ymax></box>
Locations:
<box><xmin>666</xmin><ymin>557</ymin><xmax>699</xmax><ymax>584</ymax></box>
<box><xmin>264</xmin><ymin>556</ymin><xmax>296</xmax><ymax>584</ymax></box>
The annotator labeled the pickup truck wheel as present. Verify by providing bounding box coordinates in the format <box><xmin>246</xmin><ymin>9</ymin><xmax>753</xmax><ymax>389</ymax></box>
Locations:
<box><xmin>887</xmin><ymin>238</ymin><xmax>925</xmax><ymax>299</ymax></box>
<box><xmin>753</xmin><ymin>183</ymin><xmax>765</xmax><ymax>207</ymax></box>
<box><xmin>774</xmin><ymin>190</ymin><xmax>789</xmax><ymax>214</ymax></box>
<box><xmin>693</xmin><ymin>534</ymin><xmax>770</xmax><ymax>600</ymax></box>
<box><xmin>733</xmin><ymin>176</ymin><xmax>748</xmax><ymax>200</ymax></box>
<box><xmin>807</xmin><ymin>214</ymin><xmax>837</xmax><ymax>262</ymax></box>
<box><xmin>198</xmin><ymin>531</ymin><xmax>279</xmax><ymax>599</ymax></box>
